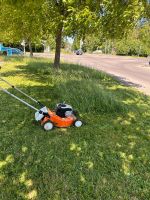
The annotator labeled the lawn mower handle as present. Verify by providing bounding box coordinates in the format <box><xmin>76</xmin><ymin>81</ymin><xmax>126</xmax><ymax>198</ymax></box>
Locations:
<box><xmin>0</xmin><ymin>76</ymin><xmax>45</xmax><ymax>108</ymax></box>
<box><xmin>37</xmin><ymin>101</ymin><xmax>45</xmax><ymax>108</ymax></box>
<box><xmin>0</xmin><ymin>86</ymin><xmax>38</xmax><ymax>111</ymax></box>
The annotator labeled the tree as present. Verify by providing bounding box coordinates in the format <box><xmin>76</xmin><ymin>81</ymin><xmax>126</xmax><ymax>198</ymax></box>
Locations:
<box><xmin>139</xmin><ymin>23</ymin><xmax>150</xmax><ymax>54</ymax></box>
<box><xmin>73</xmin><ymin>33</ymin><xmax>103</xmax><ymax>52</ymax></box>
<box><xmin>142</xmin><ymin>0</ymin><xmax>150</xmax><ymax>19</ymax></box>
<box><xmin>111</xmin><ymin>24</ymin><xmax>150</xmax><ymax>56</ymax></box>
<box><xmin>0</xmin><ymin>0</ymin><xmax>148</xmax><ymax>67</ymax></box>
<box><xmin>0</xmin><ymin>0</ymin><xmax>44</xmax><ymax>56</ymax></box>
<box><xmin>100</xmin><ymin>0</ymin><xmax>146</xmax><ymax>39</ymax></box>
<box><xmin>42</xmin><ymin>0</ymin><xmax>101</xmax><ymax>68</ymax></box>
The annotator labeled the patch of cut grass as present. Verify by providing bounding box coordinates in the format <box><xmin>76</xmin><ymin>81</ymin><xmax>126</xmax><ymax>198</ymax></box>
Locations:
<box><xmin>0</xmin><ymin>57</ymin><xmax>150</xmax><ymax>200</ymax></box>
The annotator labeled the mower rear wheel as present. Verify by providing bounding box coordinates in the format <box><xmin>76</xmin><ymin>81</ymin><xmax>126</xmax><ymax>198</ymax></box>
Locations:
<box><xmin>43</xmin><ymin>121</ymin><xmax>54</xmax><ymax>131</ymax></box>
<box><xmin>74</xmin><ymin>120</ymin><xmax>83</xmax><ymax>127</ymax></box>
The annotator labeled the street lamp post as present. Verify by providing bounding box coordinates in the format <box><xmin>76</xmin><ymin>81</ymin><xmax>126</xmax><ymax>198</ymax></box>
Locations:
<box><xmin>21</xmin><ymin>40</ymin><xmax>26</xmax><ymax>54</ymax></box>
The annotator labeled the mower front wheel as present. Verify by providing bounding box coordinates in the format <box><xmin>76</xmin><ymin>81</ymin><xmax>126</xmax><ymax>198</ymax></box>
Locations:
<box><xmin>43</xmin><ymin>121</ymin><xmax>54</xmax><ymax>131</ymax></box>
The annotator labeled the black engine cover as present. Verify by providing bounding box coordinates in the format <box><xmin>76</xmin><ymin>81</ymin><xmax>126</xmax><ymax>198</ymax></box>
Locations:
<box><xmin>55</xmin><ymin>103</ymin><xmax>73</xmax><ymax>118</ymax></box>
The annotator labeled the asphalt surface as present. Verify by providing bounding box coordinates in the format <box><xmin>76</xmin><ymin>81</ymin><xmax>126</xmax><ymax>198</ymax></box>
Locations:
<box><xmin>34</xmin><ymin>53</ymin><xmax>150</xmax><ymax>95</ymax></box>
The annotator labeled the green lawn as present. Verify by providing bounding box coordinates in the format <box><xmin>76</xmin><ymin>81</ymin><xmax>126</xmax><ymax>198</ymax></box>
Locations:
<box><xmin>0</xmin><ymin>57</ymin><xmax>150</xmax><ymax>200</ymax></box>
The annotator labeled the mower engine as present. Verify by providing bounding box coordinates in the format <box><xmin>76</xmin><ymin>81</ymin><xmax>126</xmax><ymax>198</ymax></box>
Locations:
<box><xmin>55</xmin><ymin>103</ymin><xmax>74</xmax><ymax>117</ymax></box>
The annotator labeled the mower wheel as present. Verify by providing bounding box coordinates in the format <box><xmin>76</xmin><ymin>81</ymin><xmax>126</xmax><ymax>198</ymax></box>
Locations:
<box><xmin>43</xmin><ymin>121</ymin><xmax>54</xmax><ymax>131</ymax></box>
<box><xmin>74</xmin><ymin>120</ymin><xmax>83</xmax><ymax>127</ymax></box>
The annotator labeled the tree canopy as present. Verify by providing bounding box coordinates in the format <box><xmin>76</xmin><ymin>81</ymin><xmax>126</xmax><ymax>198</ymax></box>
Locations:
<box><xmin>0</xmin><ymin>0</ymin><xmax>149</xmax><ymax>67</ymax></box>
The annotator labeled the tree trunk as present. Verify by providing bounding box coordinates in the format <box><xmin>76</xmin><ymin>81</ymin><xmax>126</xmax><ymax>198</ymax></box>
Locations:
<box><xmin>105</xmin><ymin>41</ymin><xmax>107</xmax><ymax>54</ymax></box>
<box><xmin>29</xmin><ymin>42</ymin><xmax>33</xmax><ymax>57</ymax></box>
<box><xmin>54</xmin><ymin>24</ymin><xmax>63</xmax><ymax>69</ymax></box>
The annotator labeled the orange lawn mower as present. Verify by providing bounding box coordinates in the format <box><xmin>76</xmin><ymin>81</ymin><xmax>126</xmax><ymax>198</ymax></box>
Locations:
<box><xmin>0</xmin><ymin>77</ymin><xmax>83</xmax><ymax>131</ymax></box>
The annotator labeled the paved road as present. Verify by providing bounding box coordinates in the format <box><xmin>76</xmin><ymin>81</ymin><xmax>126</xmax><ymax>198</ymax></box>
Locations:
<box><xmin>35</xmin><ymin>53</ymin><xmax>150</xmax><ymax>95</ymax></box>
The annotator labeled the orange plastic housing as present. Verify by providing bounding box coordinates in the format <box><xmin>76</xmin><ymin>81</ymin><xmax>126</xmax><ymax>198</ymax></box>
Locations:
<box><xmin>41</xmin><ymin>110</ymin><xmax>76</xmax><ymax>128</ymax></box>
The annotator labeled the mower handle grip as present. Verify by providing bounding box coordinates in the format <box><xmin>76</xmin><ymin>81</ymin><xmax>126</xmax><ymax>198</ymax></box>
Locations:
<box><xmin>37</xmin><ymin>101</ymin><xmax>45</xmax><ymax>108</ymax></box>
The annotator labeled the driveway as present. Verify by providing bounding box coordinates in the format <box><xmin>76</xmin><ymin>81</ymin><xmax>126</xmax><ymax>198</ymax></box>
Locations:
<box><xmin>35</xmin><ymin>53</ymin><xmax>150</xmax><ymax>95</ymax></box>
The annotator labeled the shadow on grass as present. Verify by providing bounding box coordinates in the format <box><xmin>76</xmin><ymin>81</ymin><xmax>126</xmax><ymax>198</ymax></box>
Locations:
<box><xmin>0</xmin><ymin>58</ymin><xmax>150</xmax><ymax>199</ymax></box>
<box><xmin>1</xmin><ymin>60</ymin><xmax>115</xmax><ymax>86</ymax></box>
<box><xmin>1</xmin><ymin>60</ymin><xmax>148</xmax><ymax>113</ymax></box>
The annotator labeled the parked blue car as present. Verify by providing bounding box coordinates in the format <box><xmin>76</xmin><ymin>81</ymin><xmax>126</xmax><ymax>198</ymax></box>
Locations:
<box><xmin>11</xmin><ymin>48</ymin><xmax>23</xmax><ymax>55</ymax></box>
<box><xmin>0</xmin><ymin>44</ymin><xmax>23</xmax><ymax>56</ymax></box>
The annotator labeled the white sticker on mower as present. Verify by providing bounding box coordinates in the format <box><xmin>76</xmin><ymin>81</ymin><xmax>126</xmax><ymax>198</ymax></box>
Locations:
<box><xmin>35</xmin><ymin>112</ymin><xmax>44</xmax><ymax>121</ymax></box>
<box><xmin>35</xmin><ymin>106</ymin><xmax>48</xmax><ymax>121</ymax></box>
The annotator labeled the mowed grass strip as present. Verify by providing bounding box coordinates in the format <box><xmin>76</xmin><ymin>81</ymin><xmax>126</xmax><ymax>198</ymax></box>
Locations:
<box><xmin>0</xmin><ymin>57</ymin><xmax>150</xmax><ymax>200</ymax></box>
